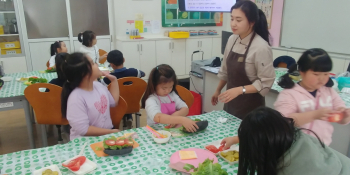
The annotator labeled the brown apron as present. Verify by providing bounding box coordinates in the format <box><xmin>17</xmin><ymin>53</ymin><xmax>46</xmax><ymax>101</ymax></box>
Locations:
<box><xmin>223</xmin><ymin>33</ymin><xmax>265</xmax><ymax>119</ymax></box>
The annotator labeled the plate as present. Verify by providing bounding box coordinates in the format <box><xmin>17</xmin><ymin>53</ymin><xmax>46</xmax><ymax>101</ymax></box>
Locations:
<box><xmin>218</xmin><ymin>149</ymin><xmax>239</xmax><ymax>165</ymax></box>
<box><xmin>33</xmin><ymin>165</ymin><xmax>62</xmax><ymax>175</ymax></box>
<box><xmin>1</xmin><ymin>77</ymin><xmax>12</xmax><ymax>82</ymax></box>
<box><xmin>63</xmin><ymin>156</ymin><xmax>97</xmax><ymax>175</ymax></box>
<box><xmin>205</xmin><ymin>140</ymin><xmax>239</xmax><ymax>155</ymax></box>
<box><xmin>169</xmin><ymin>148</ymin><xmax>218</xmax><ymax>173</ymax></box>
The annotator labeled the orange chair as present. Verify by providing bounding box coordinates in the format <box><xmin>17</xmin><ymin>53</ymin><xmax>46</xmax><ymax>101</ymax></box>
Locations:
<box><xmin>108</xmin><ymin>91</ymin><xmax>128</xmax><ymax>129</ymax></box>
<box><xmin>99</xmin><ymin>49</ymin><xmax>108</xmax><ymax>64</ymax></box>
<box><xmin>176</xmin><ymin>85</ymin><xmax>194</xmax><ymax>108</ymax></box>
<box><xmin>109</xmin><ymin>77</ymin><xmax>147</xmax><ymax>128</ymax></box>
<box><xmin>24</xmin><ymin>83</ymin><xmax>69</xmax><ymax>146</ymax></box>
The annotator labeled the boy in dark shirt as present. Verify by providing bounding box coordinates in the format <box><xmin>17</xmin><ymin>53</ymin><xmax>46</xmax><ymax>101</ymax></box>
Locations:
<box><xmin>101</xmin><ymin>50</ymin><xmax>145</xmax><ymax>129</ymax></box>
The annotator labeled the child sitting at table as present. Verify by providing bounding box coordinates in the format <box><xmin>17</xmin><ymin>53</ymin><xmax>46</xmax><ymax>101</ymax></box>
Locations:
<box><xmin>47</xmin><ymin>53</ymin><xmax>69</xmax><ymax>88</ymax></box>
<box><xmin>274</xmin><ymin>48</ymin><xmax>350</xmax><ymax>146</ymax></box>
<box><xmin>78</xmin><ymin>30</ymin><xmax>107</xmax><ymax>64</ymax></box>
<box><xmin>141</xmin><ymin>64</ymin><xmax>198</xmax><ymax>132</ymax></box>
<box><xmin>61</xmin><ymin>52</ymin><xmax>120</xmax><ymax>140</ymax></box>
<box><xmin>221</xmin><ymin>107</ymin><xmax>350</xmax><ymax>175</ymax></box>
<box><xmin>48</xmin><ymin>41</ymin><xmax>68</xmax><ymax>68</ymax></box>
<box><xmin>100</xmin><ymin>50</ymin><xmax>145</xmax><ymax>129</ymax></box>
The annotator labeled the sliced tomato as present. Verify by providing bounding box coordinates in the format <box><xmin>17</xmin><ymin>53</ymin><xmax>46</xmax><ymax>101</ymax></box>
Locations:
<box><xmin>105</xmin><ymin>140</ymin><xmax>116</xmax><ymax>146</ymax></box>
<box><xmin>69</xmin><ymin>161</ymin><xmax>81</xmax><ymax>171</ymax></box>
<box><xmin>164</xmin><ymin>125</ymin><xmax>172</xmax><ymax>129</ymax></box>
<box><xmin>205</xmin><ymin>145</ymin><xmax>219</xmax><ymax>153</ymax></box>
<box><xmin>62</xmin><ymin>156</ymin><xmax>86</xmax><ymax>169</ymax></box>
<box><xmin>62</xmin><ymin>158</ymin><xmax>78</xmax><ymax>168</ymax></box>
<box><xmin>115</xmin><ymin>140</ymin><xmax>125</xmax><ymax>146</ymax></box>
<box><xmin>328</xmin><ymin>113</ymin><xmax>344</xmax><ymax>122</ymax></box>
<box><xmin>124</xmin><ymin>139</ymin><xmax>134</xmax><ymax>146</ymax></box>
<box><xmin>218</xmin><ymin>145</ymin><xmax>225</xmax><ymax>152</ymax></box>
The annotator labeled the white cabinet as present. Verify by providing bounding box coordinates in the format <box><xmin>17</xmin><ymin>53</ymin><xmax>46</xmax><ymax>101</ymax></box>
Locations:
<box><xmin>156</xmin><ymin>39</ymin><xmax>186</xmax><ymax>75</ymax></box>
<box><xmin>117</xmin><ymin>41</ymin><xmax>156</xmax><ymax>77</ymax></box>
<box><xmin>332</xmin><ymin>58</ymin><xmax>346</xmax><ymax>74</ymax></box>
<box><xmin>212</xmin><ymin>38</ymin><xmax>222</xmax><ymax>58</ymax></box>
<box><xmin>0</xmin><ymin>56</ymin><xmax>27</xmax><ymax>74</ymax></box>
<box><xmin>29</xmin><ymin>40</ymin><xmax>71</xmax><ymax>71</ymax></box>
<box><xmin>186</xmin><ymin>38</ymin><xmax>213</xmax><ymax>74</ymax></box>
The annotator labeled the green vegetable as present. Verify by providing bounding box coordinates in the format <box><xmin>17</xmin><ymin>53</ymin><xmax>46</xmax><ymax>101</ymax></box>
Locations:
<box><xmin>45</xmin><ymin>67</ymin><xmax>56</xmax><ymax>73</ymax></box>
<box><xmin>183</xmin><ymin>164</ymin><xmax>195</xmax><ymax>172</ymax></box>
<box><xmin>28</xmin><ymin>77</ymin><xmax>48</xmax><ymax>84</ymax></box>
<box><xmin>194</xmin><ymin>119</ymin><xmax>201</xmax><ymax>122</ymax></box>
<box><xmin>190</xmin><ymin>159</ymin><xmax>228</xmax><ymax>175</ymax></box>
<box><xmin>95</xmin><ymin>147</ymin><xmax>102</xmax><ymax>151</ymax></box>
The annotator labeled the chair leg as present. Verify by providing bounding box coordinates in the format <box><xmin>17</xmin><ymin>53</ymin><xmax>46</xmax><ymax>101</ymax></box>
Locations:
<box><xmin>41</xmin><ymin>125</ymin><xmax>48</xmax><ymax>147</ymax></box>
<box><xmin>56</xmin><ymin>125</ymin><xmax>64</xmax><ymax>144</ymax></box>
<box><xmin>135</xmin><ymin>112</ymin><xmax>141</xmax><ymax>128</ymax></box>
<box><xmin>30</xmin><ymin>106</ymin><xmax>35</xmax><ymax>124</ymax></box>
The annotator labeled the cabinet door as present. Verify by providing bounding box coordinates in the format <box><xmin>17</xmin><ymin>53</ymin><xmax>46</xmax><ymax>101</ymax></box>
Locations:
<box><xmin>171</xmin><ymin>39</ymin><xmax>186</xmax><ymax>75</ymax></box>
<box><xmin>199</xmin><ymin>38</ymin><xmax>213</xmax><ymax>60</ymax></box>
<box><xmin>211</xmin><ymin>38</ymin><xmax>222</xmax><ymax>58</ymax></box>
<box><xmin>185</xmin><ymin>39</ymin><xmax>201</xmax><ymax>74</ymax></box>
<box><xmin>139</xmin><ymin>41</ymin><xmax>156</xmax><ymax>76</ymax></box>
<box><xmin>155</xmin><ymin>40</ymin><xmax>172</xmax><ymax>67</ymax></box>
<box><xmin>29</xmin><ymin>40</ymin><xmax>71</xmax><ymax>71</ymax></box>
<box><xmin>121</xmin><ymin>42</ymin><xmax>141</xmax><ymax>70</ymax></box>
<box><xmin>0</xmin><ymin>57</ymin><xmax>27</xmax><ymax>74</ymax></box>
<box><xmin>332</xmin><ymin>58</ymin><xmax>346</xmax><ymax>74</ymax></box>
<box><xmin>272</xmin><ymin>49</ymin><xmax>288</xmax><ymax>60</ymax></box>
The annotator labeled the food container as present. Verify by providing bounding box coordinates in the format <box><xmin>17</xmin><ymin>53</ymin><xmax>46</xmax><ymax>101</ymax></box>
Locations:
<box><xmin>189</xmin><ymin>30</ymin><xmax>198</xmax><ymax>36</ymax></box>
<box><xmin>33</xmin><ymin>165</ymin><xmax>62</xmax><ymax>175</ymax></box>
<box><xmin>219</xmin><ymin>149</ymin><xmax>239</xmax><ymax>165</ymax></box>
<box><xmin>152</xmin><ymin>130</ymin><xmax>171</xmax><ymax>143</ymax></box>
<box><xmin>98</xmin><ymin>67</ymin><xmax>110</xmax><ymax>74</ymax></box>
<box><xmin>198</xmin><ymin>30</ymin><xmax>207</xmax><ymax>35</ymax></box>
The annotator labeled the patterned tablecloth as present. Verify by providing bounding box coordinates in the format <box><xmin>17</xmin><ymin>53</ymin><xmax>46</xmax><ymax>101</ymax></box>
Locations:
<box><xmin>0</xmin><ymin>111</ymin><xmax>241</xmax><ymax>175</ymax></box>
<box><xmin>0</xmin><ymin>71</ymin><xmax>57</xmax><ymax>98</ymax></box>
<box><xmin>273</xmin><ymin>69</ymin><xmax>350</xmax><ymax>107</ymax></box>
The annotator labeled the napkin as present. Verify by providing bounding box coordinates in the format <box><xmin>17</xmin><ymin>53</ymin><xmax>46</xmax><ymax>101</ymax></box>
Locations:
<box><xmin>218</xmin><ymin>117</ymin><xmax>228</xmax><ymax>123</ymax></box>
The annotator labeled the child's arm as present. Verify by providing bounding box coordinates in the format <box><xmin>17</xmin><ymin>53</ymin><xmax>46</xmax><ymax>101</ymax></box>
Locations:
<box><xmin>329</xmin><ymin>88</ymin><xmax>350</xmax><ymax>124</ymax></box>
<box><xmin>171</xmin><ymin>107</ymin><xmax>189</xmax><ymax>117</ymax></box>
<box><xmin>221</xmin><ymin>136</ymin><xmax>239</xmax><ymax>150</ymax></box>
<box><xmin>103</xmin><ymin>72</ymin><xmax>120</xmax><ymax>105</ymax></box>
<box><xmin>85</xmin><ymin>126</ymin><xmax>119</xmax><ymax>136</ymax></box>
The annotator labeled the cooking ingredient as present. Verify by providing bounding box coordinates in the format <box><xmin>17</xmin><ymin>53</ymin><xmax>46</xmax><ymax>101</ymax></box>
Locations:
<box><xmin>220</xmin><ymin>150</ymin><xmax>239</xmax><ymax>162</ymax></box>
<box><xmin>42</xmin><ymin>169</ymin><xmax>59</xmax><ymax>175</ymax></box>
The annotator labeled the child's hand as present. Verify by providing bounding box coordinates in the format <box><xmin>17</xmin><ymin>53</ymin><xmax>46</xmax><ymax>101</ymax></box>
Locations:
<box><xmin>314</xmin><ymin>108</ymin><xmax>335</xmax><ymax>121</ymax></box>
<box><xmin>336</xmin><ymin>107</ymin><xmax>350</xmax><ymax>124</ymax></box>
<box><xmin>101</xmin><ymin>53</ymin><xmax>108</xmax><ymax>59</ymax></box>
<box><xmin>181</xmin><ymin>117</ymin><xmax>199</xmax><ymax>133</ymax></box>
<box><xmin>102</xmin><ymin>71</ymin><xmax>117</xmax><ymax>82</ymax></box>
<box><xmin>220</xmin><ymin>136</ymin><xmax>239</xmax><ymax>150</ymax></box>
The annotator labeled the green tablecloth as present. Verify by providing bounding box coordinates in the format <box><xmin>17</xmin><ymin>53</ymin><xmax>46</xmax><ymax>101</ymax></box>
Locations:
<box><xmin>0</xmin><ymin>110</ymin><xmax>241</xmax><ymax>175</ymax></box>
<box><xmin>0</xmin><ymin>71</ymin><xmax>57</xmax><ymax>98</ymax></box>
<box><xmin>273</xmin><ymin>70</ymin><xmax>350</xmax><ymax>107</ymax></box>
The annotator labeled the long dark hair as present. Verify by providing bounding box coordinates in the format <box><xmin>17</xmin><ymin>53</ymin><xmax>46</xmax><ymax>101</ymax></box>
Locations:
<box><xmin>55</xmin><ymin>53</ymin><xmax>69</xmax><ymax>81</ymax></box>
<box><xmin>278</xmin><ymin>48</ymin><xmax>333</xmax><ymax>89</ymax></box>
<box><xmin>50</xmin><ymin>41</ymin><xmax>63</xmax><ymax>56</ymax></box>
<box><xmin>141</xmin><ymin>64</ymin><xmax>181</xmax><ymax>108</ymax></box>
<box><xmin>61</xmin><ymin>52</ymin><xmax>92</xmax><ymax>117</ymax></box>
<box><xmin>231</xmin><ymin>1</ymin><xmax>270</xmax><ymax>45</ymax></box>
<box><xmin>78</xmin><ymin>30</ymin><xmax>96</xmax><ymax>47</ymax></box>
<box><xmin>237</xmin><ymin>107</ymin><xmax>325</xmax><ymax>175</ymax></box>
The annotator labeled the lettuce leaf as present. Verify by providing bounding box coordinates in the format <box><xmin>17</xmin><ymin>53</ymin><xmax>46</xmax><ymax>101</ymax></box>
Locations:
<box><xmin>183</xmin><ymin>164</ymin><xmax>195</xmax><ymax>172</ymax></box>
<box><xmin>190</xmin><ymin>159</ymin><xmax>228</xmax><ymax>175</ymax></box>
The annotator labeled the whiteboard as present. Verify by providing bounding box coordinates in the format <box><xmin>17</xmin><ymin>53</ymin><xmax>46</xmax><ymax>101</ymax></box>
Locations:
<box><xmin>281</xmin><ymin>0</ymin><xmax>350</xmax><ymax>55</ymax></box>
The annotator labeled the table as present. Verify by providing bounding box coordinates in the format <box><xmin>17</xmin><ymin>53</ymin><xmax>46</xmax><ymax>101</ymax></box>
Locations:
<box><xmin>0</xmin><ymin>110</ymin><xmax>241</xmax><ymax>175</ymax></box>
<box><xmin>0</xmin><ymin>71</ymin><xmax>57</xmax><ymax>149</ymax></box>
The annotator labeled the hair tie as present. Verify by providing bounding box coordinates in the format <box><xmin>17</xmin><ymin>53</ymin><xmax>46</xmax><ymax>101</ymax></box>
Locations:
<box><xmin>156</xmin><ymin>66</ymin><xmax>158</xmax><ymax>70</ymax></box>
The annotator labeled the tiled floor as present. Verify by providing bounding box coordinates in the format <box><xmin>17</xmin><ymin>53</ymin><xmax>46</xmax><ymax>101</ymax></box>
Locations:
<box><xmin>0</xmin><ymin>109</ymin><xmax>148</xmax><ymax>155</ymax></box>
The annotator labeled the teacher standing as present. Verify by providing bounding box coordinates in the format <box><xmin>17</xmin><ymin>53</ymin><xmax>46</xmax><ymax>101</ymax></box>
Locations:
<box><xmin>211</xmin><ymin>1</ymin><xmax>275</xmax><ymax>119</ymax></box>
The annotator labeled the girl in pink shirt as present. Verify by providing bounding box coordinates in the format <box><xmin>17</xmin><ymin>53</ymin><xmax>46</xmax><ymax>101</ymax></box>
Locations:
<box><xmin>275</xmin><ymin>48</ymin><xmax>350</xmax><ymax>145</ymax></box>
<box><xmin>61</xmin><ymin>52</ymin><xmax>120</xmax><ymax>140</ymax></box>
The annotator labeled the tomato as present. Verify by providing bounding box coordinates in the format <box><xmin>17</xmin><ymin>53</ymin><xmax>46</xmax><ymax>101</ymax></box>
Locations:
<box><xmin>205</xmin><ymin>145</ymin><xmax>219</xmax><ymax>153</ymax></box>
<box><xmin>105</xmin><ymin>140</ymin><xmax>116</xmax><ymax>146</ymax></box>
<box><xmin>164</xmin><ymin>125</ymin><xmax>172</xmax><ymax>129</ymax></box>
<box><xmin>47</xmin><ymin>67</ymin><xmax>52</xmax><ymax>70</ymax></box>
<box><xmin>115</xmin><ymin>140</ymin><xmax>125</xmax><ymax>146</ymax></box>
<box><xmin>218</xmin><ymin>145</ymin><xmax>225</xmax><ymax>152</ymax></box>
<box><xmin>62</xmin><ymin>156</ymin><xmax>86</xmax><ymax>171</ymax></box>
<box><xmin>328</xmin><ymin>113</ymin><xmax>344</xmax><ymax>122</ymax></box>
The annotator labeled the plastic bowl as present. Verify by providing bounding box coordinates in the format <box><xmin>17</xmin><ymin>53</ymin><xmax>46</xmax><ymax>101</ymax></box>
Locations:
<box><xmin>152</xmin><ymin>130</ymin><xmax>171</xmax><ymax>144</ymax></box>
<box><xmin>104</xmin><ymin>146</ymin><xmax>133</xmax><ymax>156</ymax></box>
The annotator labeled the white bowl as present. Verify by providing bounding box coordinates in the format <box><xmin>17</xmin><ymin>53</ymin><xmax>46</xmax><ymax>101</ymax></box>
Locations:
<box><xmin>218</xmin><ymin>148</ymin><xmax>239</xmax><ymax>165</ymax></box>
<box><xmin>1</xmin><ymin>76</ymin><xmax>12</xmax><ymax>82</ymax></box>
<box><xmin>152</xmin><ymin>130</ymin><xmax>171</xmax><ymax>144</ymax></box>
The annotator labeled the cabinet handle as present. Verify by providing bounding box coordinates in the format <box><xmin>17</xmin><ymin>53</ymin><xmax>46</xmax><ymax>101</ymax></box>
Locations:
<box><xmin>200</xmin><ymin>41</ymin><xmax>202</xmax><ymax>47</ymax></box>
<box><xmin>198</xmin><ymin>41</ymin><xmax>199</xmax><ymax>47</ymax></box>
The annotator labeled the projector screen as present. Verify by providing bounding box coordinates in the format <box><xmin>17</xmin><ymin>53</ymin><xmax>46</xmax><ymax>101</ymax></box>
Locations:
<box><xmin>179</xmin><ymin>0</ymin><xmax>236</xmax><ymax>12</ymax></box>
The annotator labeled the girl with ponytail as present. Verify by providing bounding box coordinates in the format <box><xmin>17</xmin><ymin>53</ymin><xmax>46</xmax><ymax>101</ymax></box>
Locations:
<box><xmin>275</xmin><ymin>48</ymin><xmax>350</xmax><ymax>146</ymax></box>
<box><xmin>61</xmin><ymin>52</ymin><xmax>120</xmax><ymax>140</ymax></box>
<box><xmin>48</xmin><ymin>41</ymin><xmax>67</xmax><ymax>68</ymax></box>
<box><xmin>212</xmin><ymin>0</ymin><xmax>275</xmax><ymax>119</ymax></box>
<box><xmin>78</xmin><ymin>30</ymin><xmax>107</xmax><ymax>64</ymax></box>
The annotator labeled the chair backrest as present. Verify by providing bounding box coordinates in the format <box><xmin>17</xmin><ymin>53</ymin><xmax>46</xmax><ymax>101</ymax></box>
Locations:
<box><xmin>99</xmin><ymin>49</ymin><xmax>108</xmax><ymax>64</ymax></box>
<box><xmin>109</xmin><ymin>77</ymin><xmax>147</xmax><ymax>114</ymax></box>
<box><xmin>46</xmin><ymin>61</ymin><xmax>50</xmax><ymax>68</ymax></box>
<box><xmin>109</xmin><ymin>96</ymin><xmax>128</xmax><ymax>129</ymax></box>
<box><xmin>176</xmin><ymin>85</ymin><xmax>194</xmax><ymax>108</ymax></box>
<box><xmin>24</xmin><ymin>83</ymin><xmax>68</xmax><ymax>125</ymax></box>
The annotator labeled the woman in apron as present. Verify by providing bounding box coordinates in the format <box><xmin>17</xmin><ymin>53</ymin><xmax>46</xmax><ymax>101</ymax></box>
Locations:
<box><xmin>211</xmin><ymin>1</ymin><xmax>275</xmax><ymax>119</ymax></box>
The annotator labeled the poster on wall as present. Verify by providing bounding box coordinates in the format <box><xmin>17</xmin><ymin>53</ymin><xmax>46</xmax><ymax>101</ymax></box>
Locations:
<box><xmin>162</xmin><ymin>0</ymin><xmax>223</xmax><ymax>27</ymax></box>
<box><xmin>255</xmin><ymin>0</ymin><xmax>273</xmax><ymax>29</ymax></box>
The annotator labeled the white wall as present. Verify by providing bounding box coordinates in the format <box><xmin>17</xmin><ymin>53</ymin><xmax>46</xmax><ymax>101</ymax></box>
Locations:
<box><xmin>113</xmin><ymin>0</ymin><xmax>229</xmax><ymax>39</ymax></box>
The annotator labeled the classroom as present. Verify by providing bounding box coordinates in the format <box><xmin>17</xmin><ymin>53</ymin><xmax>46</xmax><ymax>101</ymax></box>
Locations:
<box><xmin>0</xmin><ymin>0</ymin><xmax>350</xmax><ymax>174</ymax></box>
